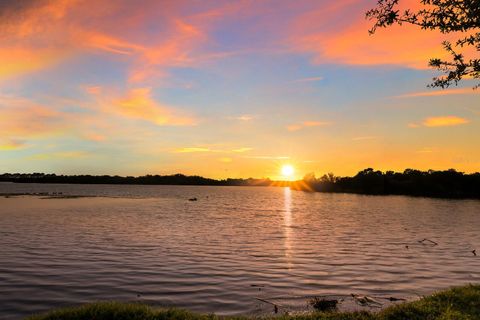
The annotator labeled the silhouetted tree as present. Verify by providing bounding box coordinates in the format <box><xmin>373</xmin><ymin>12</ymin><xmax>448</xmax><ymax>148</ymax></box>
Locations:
<box><xmin>366</xmin><ymin>0</ymin><xmax>480</xmax><ymax>88</ymax></box>
<box><xmin>0</xmin><ymin>173</ymin><xmax>273</xmax><ymax>187</ymax></box>
<box><xmin>320</xmin><ymin>172</ymin><xmax>338</xmax><ymax>183</ymax></box>
<box><xmin>297</xmin><ymin>168</ymin><xmax>480</xmax><ymax>199</ymax></box>
<box><xmin>303</xmin><ymin>172</ymin><xmax>317</xmax><ymax>183</ymax></box>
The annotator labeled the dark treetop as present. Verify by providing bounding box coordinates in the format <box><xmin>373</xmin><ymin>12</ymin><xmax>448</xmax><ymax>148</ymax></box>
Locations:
<box><xmin>296</xmin><ymin>168</ymin><xmax>480</xmax><ymax>199</ymax></box>
<box><xmin>0</xmin><ymin>173</ymin><xmax>273</xmax><ymax>187</ymax></box>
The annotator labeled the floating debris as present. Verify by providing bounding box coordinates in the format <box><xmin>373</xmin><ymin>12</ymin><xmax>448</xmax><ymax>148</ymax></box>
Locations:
<box><xmin>473</xmin><ymin>249</ymin><xmax>477</xmax><ymax>256</ymax></box>
<box><xmin>188</xmin><ymin>197</ymin><xmax>198</xmax><ymax>201</ymax></box>
<box><xmin>254</xmin><ymin>297</ymin><xmax>283</xmax><ymax>314</ymax></box>
<box><xmin>309</xmin><ymin>297</ymin><xmax>339</xmax><ymax>312</ymax></box>
<box><xmin>377</xmin><ymin>296</ymin><xmax>407</xmax><ymax>302</ymax></box>
<box><xmin>41</xmin><ymin>195</ymin><xmax>90</xmax><ymax>199</ymax></box>
<box><xmin>351</xmin><ymin>294</ymin><xmax>383</xmax><ymax>308</ymax></box>
<box><xmin>418</xmin><ymin>238</ymin><xmax>438</xmax><ymax>246</ymax></box>
<box><xmin>251</xmin><ymin>284</ymin><xmax>265</xmax><ymax>291</ymax></box>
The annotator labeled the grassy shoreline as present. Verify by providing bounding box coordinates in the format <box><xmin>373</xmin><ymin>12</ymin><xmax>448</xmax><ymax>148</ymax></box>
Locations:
<box><xmin>26</xmin><ymin>284</ymin><xmax>480</xmax><ymax>320</ymax></box>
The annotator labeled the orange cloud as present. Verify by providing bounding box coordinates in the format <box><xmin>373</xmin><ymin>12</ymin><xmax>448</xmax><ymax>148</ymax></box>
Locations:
<box><xmin>108</xmin><ymin>88</ymin><xmax>196</xmax><ymax>126</ymax></box>
<box><xmin>0</xmin><ymin>1</ymin><xmax>81</xmax><ymax>79</ymax></box>
<box><xmin>288</xmin><ymin>0</ymin><xmax>454</xmax><ymax>68</ymax></box>
<box><xmin>423</xmin><ymin>116</ymin><xmax>469</xmax><ymax>127</ymax></box>
<box><xmin>0</xmin><ymin>95</ymin><xmax>65</xmax><ymax>137</ymax></box>
<box><xmin>0</xmin><ymin>47</ymin><xmax>66</xmax><ymax>80</ymax></box>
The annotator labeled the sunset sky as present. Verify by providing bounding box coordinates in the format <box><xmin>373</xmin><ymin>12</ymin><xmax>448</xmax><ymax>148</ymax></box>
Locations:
<box><xmin>1</xmin><ymin>0</ymin><xmax>479</xmax><ymax>180</ymax></box>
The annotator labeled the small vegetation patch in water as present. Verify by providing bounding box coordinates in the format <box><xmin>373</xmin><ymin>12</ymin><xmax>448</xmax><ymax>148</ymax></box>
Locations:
<box><xmin>309</xmin><ymin>297</ymin><xmax>339</xmax><ymax>312</ymax></box>
<box><xmin>26</xmin><ymin>284</ymin><xmax>480</xmax><ymax>320</ymax></box>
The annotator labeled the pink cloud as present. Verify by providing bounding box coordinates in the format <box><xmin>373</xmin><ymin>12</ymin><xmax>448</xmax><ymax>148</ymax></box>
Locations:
<box><xmin>394</xmin><ymin>88</ymin><xmax>480</xmax><ymax>98</ymax></box>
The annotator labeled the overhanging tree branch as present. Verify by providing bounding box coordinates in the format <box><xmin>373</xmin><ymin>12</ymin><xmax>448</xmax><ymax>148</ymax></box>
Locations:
<box><xmin>366</xmin><ymin>0</ymin><xmax>480</xmax><ymax>88</ymax></box>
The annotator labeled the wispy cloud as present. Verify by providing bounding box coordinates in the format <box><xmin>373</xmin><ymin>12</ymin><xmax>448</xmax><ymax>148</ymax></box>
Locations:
<box><xmin>0</xmin><ymin>1</ymin><xmax>221</xmax><ymax>84</ymax></box>
<box><xmin>0</xmin><ymin>139</ymin><xmax>26</xmax><ymax>151</ymax></box>
<box><xmin>409</xmin><ymin>116</ymin><xmax>470</xmax><ymax>128</ymax></box>
<box><xmin>0</xmin><ymin>95</ymin><xmax>66</xmax><ymax>138</ymax></box>
<box><xmin>465</xmin><ymin>107</ymin><xmax>480</xmax><ymax>115</ymax></box>
<box><xmin>416</xmin><ymin>148</ymin><xmax>436</xmax><ymax>154</ymax></box>
<box><xmin>229</xmin><ymin>114</ymin><xmax>255</xmax><ymax>121</ymax></box>
<box><xmin>174</xmin><ymin>146</ymin><xmax>252</xmax><ymax>153</ymax></box>
<box><xmin>288</xmin><ymin>3</ymin><xmax>451</xmax><ymax>69</ymax></box>
<box><xmin>394</xmin><ymin>88</ymin><xmax>479</xmax><ymax>98</ymax></box>
<box><xmin>31</xmin><ymin>151</ymin><xmax>91</xmax><ymax>160</ymax></box>
<box><xmin>423</xmin><ymin>116</ymin><xmax>469</xmax><ymax>127</ymax></box>
<box><xmin>232</xmin><ymin>147</ymin><xmax>252</xmax><ymax>153</ymax></box>
<box><xmin>82</xmin><ymin>133</ymin><xmax>107</xmax><ymax>142</ymax></box>
<box><xmin>291</xmin><ymin>76</ymin><xmax>323</xmax><ymax>83</ymax></box>
<box><xmin>89</xmin><ymin>87</ymin><xmax>196</xmax><ymax>126</ymax></box>
<box><xmin>0</xmin><ymin>47</ymin><xmax>65</xmax><ymax>80</ymax></box>
<box><xmin>174</xmin><ymin>147</ymin><xmax>211</xmax><ymax>153</ymax></box>
<box><xmin>287</xmin><ymin>120</ymin><xmax>331</xmax><ymax>132</ymax></box>
<box><xmin>244</xmin><ymin>155</ymin><xmax>290</xmax><ymax>160</ymax></box>
<box><xmin>352</xmin><ymin>136</ymin><xmax>377</xmax><ymax>141</ymax></box>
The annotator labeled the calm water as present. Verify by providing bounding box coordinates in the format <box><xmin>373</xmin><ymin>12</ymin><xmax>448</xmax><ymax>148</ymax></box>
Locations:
<box><xmin>0</xmin><ymin>183</ymin><xmax>479</xmax><ymax>319</ymax></box>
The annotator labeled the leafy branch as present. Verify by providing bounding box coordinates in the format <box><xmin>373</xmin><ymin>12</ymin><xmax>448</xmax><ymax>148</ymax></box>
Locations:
<box><xmin>366</xmin><ymin>0</ymin><xmax>480</xmax><ymax>88</ymax></box>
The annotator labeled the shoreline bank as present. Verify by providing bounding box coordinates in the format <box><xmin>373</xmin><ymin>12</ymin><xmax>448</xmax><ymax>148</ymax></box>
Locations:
<box><xmin>26</xmin><ymin>284</ymin><xmax>480</xmax><ymax>320</ymax></box>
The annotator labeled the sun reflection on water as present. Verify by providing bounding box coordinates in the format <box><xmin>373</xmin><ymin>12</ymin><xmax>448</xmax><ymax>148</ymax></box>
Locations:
<box><xmin>283</xmin><ymin>187</ymin><xmax>293</xmax><ymax>269</ymax></box>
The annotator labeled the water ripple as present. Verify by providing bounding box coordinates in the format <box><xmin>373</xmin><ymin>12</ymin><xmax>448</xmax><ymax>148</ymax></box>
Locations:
<box><xmin>0</xmin><ymin>184</ymin><xmax>479</xmax><ymax>319</ymax></box>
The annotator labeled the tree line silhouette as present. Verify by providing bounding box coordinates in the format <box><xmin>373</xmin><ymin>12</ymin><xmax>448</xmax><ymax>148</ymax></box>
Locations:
<box><xmin>1</xmin><ymin>168</ymin><xmax>479</xmax><ymax>198</ymax></box>
<box><xmin>296</xmin><ymin>168</ymin><xmax>480</xmax><ymax>199</ymax></box>
<box><xmin>0</xmin><ymin>173</ymin><xmax>272</xmax><ymax>187</ymax></box>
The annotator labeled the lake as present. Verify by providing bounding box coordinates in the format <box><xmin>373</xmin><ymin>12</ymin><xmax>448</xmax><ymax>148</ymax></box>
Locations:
<box><xmin>0</xmin><ymin>183</ymin><xmax>479</xmax><ymax>319</ymax></box>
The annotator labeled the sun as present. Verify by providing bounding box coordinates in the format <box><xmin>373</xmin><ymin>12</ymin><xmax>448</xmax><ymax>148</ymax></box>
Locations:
<box><xmin>281</xmin><ymin>164</ymin><xmax>295</xmax><ymax>179</ymax></box>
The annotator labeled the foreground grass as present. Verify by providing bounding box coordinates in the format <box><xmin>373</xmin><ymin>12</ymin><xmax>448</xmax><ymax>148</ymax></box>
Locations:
<box><xmin>27</xmin><ymin>285</ymin><xmax>480</xmax><ymax>320</ymax></box>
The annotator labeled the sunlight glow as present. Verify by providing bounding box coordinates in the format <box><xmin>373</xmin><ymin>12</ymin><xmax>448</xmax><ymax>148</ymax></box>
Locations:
<box><xmin>281</xmin><ymin>165</ymin><xmax>295</xmax><ymax>179</ymax></box>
